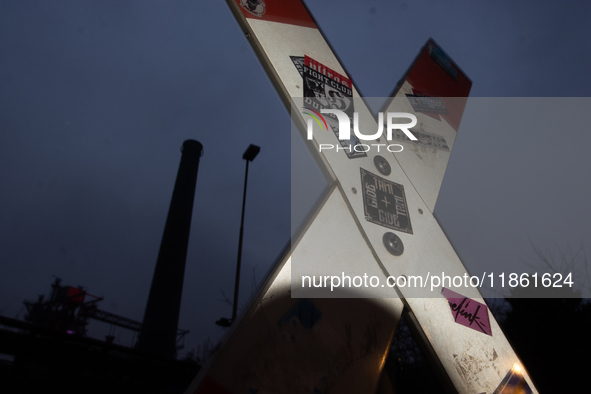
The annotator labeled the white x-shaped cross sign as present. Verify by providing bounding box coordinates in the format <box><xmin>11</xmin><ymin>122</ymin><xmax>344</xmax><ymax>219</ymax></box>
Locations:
<box><xmin>185</xmin><ymin>1</ymin><xmax>538</xmax><ymax>393</ymax></box>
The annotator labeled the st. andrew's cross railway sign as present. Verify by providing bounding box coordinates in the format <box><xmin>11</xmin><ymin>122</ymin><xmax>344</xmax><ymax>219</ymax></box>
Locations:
<box><xmin>185</xmin><ymin>1</ymin><xmax>537</xmax><ymax>393</ymax></box>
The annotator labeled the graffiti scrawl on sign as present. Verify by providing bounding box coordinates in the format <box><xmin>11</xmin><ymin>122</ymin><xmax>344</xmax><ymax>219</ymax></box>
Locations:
<box><xmin>442</xmin><ymin>287</ymin><xmax>492</xmax><ymax>336</ymax></box>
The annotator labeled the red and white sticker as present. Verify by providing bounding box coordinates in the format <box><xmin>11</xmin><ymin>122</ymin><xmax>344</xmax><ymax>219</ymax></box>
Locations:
<box><xmin>236</xmin><ymin>0</ymin><xmax>316</xmax><ymax>28</ymax></box>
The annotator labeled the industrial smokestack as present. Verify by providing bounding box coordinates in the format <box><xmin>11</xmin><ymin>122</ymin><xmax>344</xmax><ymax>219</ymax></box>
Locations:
<box><xmin>137</xmin><ymin>139</ymin><xmax>203</xmax><ymax>359</ymax></box>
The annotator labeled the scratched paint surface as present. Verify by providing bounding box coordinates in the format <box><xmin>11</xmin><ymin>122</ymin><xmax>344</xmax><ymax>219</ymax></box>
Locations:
<box><xmin>493</xmin><ymin>367</ymin><xmax>533</xmax><ymax>394</ymax></box>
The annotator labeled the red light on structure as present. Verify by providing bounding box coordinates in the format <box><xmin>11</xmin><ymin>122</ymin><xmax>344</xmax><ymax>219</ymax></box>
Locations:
<box><xmin>64</xmin><ymin>287</ymin><xmax>85</xmax><ymax>305</ymax></box>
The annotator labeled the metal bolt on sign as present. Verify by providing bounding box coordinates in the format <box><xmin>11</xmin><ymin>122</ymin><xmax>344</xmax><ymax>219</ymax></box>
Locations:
<box><xmin>383</xmin><ymin>232</ymin><xmax>404</xmax><ymax>256</ymax></box>
<box><xmin>373</xmin><ymin>155</ymin><xmax>392</xmax><ymax>176</ymax></box>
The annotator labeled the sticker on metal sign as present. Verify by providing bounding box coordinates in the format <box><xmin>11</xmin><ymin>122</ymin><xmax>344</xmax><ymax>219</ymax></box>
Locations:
<box><xmin>236</xmin><ymin>0</ymin><xmax>316</xmax><ymax>28</ymax></box>
<box><xmin>388</xmin><ymin>127</ymin><xmax>450</xmax><ymax>151</ymax></box>
<box><xmin>428</xmin><ymin>42</ymin><xmax>458</xmax><ymax>81</ymax></box>
<box><xmin>493</xmin><ymin>365</ymin><xmax>533</xmax><ymax>394</ymax></box>
<box><xmin>291</xmin><ymin>55</ymin><xmax>366</xmax><ymax>159</ymax></box>
<box><xmin>406</xmin><ymin>94</ymin><xmax>449</xmax><ymax>115</ymax></box>
<box><xmin>442</xmin><ymin>288</ymin><xmax>492</xmax><ymax>336</ymax></box>
<box><xmin>238</xmin><ymin>0</ymin><xmax>266</xmax><ymax>17</ymax></box>
<box><xmin>361</xmin><ymin>168</ymin><xmax>412</xmax><ymax>234</ymax></box>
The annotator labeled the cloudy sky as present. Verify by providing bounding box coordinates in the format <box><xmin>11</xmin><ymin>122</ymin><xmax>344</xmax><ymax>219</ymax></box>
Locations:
<box><xmin>1</xmin><ymin>0</ymin><xmax>590</xmax><ymax>355</ymax></box>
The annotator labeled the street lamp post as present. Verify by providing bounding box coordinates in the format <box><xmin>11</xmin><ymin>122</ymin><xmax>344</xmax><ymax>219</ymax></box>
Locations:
<box><xmin>232</xmin><ymin>144</ymin><xmax>260</xmax><ymax>323</ymax></box>
<box><xmin>217</xmin><ymin>144</ymin><xmax>260</xmax><ymax>327</ymax></box>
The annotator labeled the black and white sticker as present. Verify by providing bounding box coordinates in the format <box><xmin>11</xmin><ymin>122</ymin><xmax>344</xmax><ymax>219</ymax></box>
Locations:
<box><xmin>406</xmin><ymin>94</ymin><xmax>449</xmax><ymax>115</ymax></box>
<box><xmin>291</xmin><ymin>55</ymin><xmax>366</xmax><ymax>159</ymax></box>
<box><xmin>361</xmin><ymin>168</ymin><xmax>412</xmax><ymax>234</ymax></box>
<box><xmin>388</xmin><ymin>127</ymin><xmax>450</xmax><ymax>151</ymax></box>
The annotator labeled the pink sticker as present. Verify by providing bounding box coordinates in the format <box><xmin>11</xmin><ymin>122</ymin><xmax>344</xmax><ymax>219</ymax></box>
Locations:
<box><xmin>442</xmin><ymin>288</ymin><xmax>492</xmax><ymax>336</ymax></box>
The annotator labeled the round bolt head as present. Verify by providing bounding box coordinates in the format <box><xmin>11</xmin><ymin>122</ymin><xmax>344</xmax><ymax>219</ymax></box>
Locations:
<box><xmin>383</xmin><ymin>232</ymin><xmax>404</xmax><ymax>256</ymax></box>
<box><xmin>373</xmin><ymin>155</ymin><xmax>391</xmax><ymax>176</ymax></box>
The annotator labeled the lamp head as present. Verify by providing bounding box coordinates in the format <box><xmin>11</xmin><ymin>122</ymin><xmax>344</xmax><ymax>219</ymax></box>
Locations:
<box><xmin>243</xmin><ymin>144</ymin><xmax>260</xmax><ymax>161</ymax></box>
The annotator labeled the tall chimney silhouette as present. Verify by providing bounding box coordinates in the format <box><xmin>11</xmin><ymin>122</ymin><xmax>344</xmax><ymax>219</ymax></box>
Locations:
<box><xmin>137</xmin><ymin>139</ymin><xmax>203</xmax><ymax>358</ymax></box>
